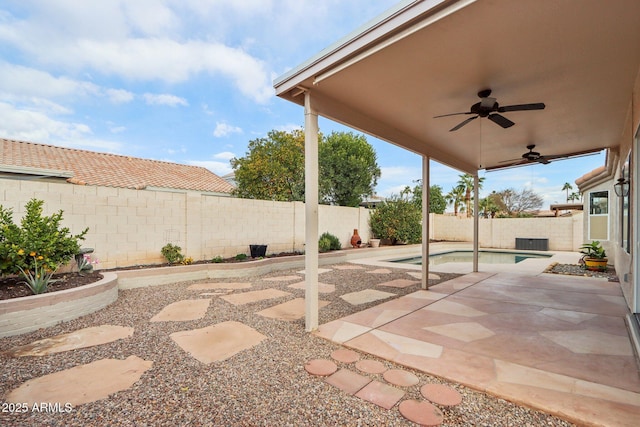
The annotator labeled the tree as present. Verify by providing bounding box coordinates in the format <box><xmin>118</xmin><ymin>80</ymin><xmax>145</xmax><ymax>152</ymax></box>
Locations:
<box><xmin>369</xmin><ymin>188</ymin><xmax>421</xmax><ymax>244</ymax></box>
<box><xmin>319</xmin><ymin>131</ymin><xmax>381</xmax><ymax>207</ymax></box>
<box><xmin>405</xmin><ymin>181</ymin><xmax>447</xmax><ymax>214</ymax></box>
<box><xmin>479</xmin><ymin>196</ymin><xmax>500</xmax><ymax>218</ymax></box>
<box><xmin>445</xmin><ymin>186</ymin><xmax>465</xmax><ymax>216</ymax></box>
<box><xmin>494</xmin><ymin>188</ymin><xmax>543</xmax><ymax>216</ymax></box>
<box><xmin>562</xmin><ymin>182</ymin><xmax>573</xmax><ymax>203</ymax></box>
<box><xmin>231</xmin><ymin>129</ymin><xmax>381</xmax><ymax>206</ymax></box>
<box><xmin>568</xmin><ymin>191</ymin><xmax>581</xmax><ymax>202</ymax></box>
<box><xmin>456</xmin><ymin>174</ymin><xmax>485</xmax><ymax>217</ymax></box>
<box><xmin>231</xmin><ymin>129</ymin><xmax>305</xmax><ymax>202</ymax></box>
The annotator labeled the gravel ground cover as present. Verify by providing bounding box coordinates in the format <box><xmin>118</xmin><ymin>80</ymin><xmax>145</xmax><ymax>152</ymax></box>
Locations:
<box><xmin>0</xmin><ymin>264</ymin><xmax>575</xmax><ymax>426</ymax></box>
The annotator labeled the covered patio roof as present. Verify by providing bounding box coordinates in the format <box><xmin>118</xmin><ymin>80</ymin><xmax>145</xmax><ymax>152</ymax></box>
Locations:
<box><xmin>275</xmin><ymin>0</ymin><xmax>640</xmax><ymax>173</ymax></box>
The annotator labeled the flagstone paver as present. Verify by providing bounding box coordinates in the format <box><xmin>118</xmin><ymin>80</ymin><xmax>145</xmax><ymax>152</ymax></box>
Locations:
<box><xmin>297</xmin><ymin>268</ymin><xmax>332</xmax><ymax>275</ymax></box>
<box><xmin>340</xmin><ymin>289</ymin><xmax>396</xmax><ymax>305</ymax></box>
<box><xmin>355</xmin><ymin>380</ymin><xmax>405</xmax><ymax>409</ymax></box>
<box><xmin>383</xmin><ymin>369</ymin><xmax>420</xmax><ymax>387</ymax></box>
<box><xmin>331</xmin><ymin>348</ymin><xmax>360</xmax><ymax>363</ymax></box>
<box><xmin>378</xmin><ymin>279</ymin><xmax>419</xmax><ymax>288</ymax></box>
<box><xmin>187</xmin><ymin>282</ymin><xmax>251</xmax><ymax>290</ymax></box>
<box><xmin>398</xmin><ymin>399</ymin><xmax>444</xmax><ymax>426</ymax></box>
<box><xmin>170</xmin><ymin>321</ymin><xmax>267</xmax><ymax>363</ymax></box>
<box><xmin>304</xmin><ymin>359</ymin><xmax>337</xmax><ymax>376</ymax></box>
<box><xmin>257</xmin><ymin>298</ymin><xmax>330</xmax><ymax>321</ymax></box>
<box><xmin>421</xmin><ymin>383</ymin><xmax>463</xmax><ymax>406</ymax></box>
<box><xmin>5</xmin><ymin>355</ymin><xmax>153</xmax><ymax>406</ymax></box>
<box><xmin>325</xmin><ymin>368</ymin><xmax>371</xmax><ymax>395</ymax></box>
<box><xmin>150</xmin><ymin>299</ymin><xmax>211</xmax><ymax>322</ymax></box>
<box><xmin>287</xmin><ymin>280</ymin><xmax>335</xmax><ymax>293</ymax></box>
<box><xmin>7</xmin><ymin>325</ymin><xmax>134</xmax><ymax>357</ymax></box>
<box><xmin>220</xmin><ymin>289</ymin><xmax>291</xmax><ymax>305</ymax></box>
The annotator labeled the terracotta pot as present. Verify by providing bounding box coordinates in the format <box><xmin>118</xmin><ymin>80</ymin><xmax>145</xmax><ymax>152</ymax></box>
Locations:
<box><xmin>350</xmin><ymin>229</ymin><xmax>362</xmax><ymax>248</ymax></box>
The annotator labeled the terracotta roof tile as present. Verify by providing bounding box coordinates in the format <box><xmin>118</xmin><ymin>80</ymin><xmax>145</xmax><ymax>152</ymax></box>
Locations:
<box><xmin>0</xmin><ymin>138</ymin><xmax>235</xmax><ymax>194</ymax></box>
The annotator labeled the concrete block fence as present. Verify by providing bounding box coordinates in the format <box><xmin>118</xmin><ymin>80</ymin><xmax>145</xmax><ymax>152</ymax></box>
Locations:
<box><xmin>2</xmin><ymin>180</ymin><xmax>582</xmax><ymax>269</ymax></box>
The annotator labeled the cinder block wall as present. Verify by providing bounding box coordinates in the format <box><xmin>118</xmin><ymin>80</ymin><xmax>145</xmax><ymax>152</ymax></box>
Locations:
<box><xmin>3</xmin><ymin>180</ymin><xmax>372</xmax><ymax>269</ymax></box>
<box><xmin>432</xmin><ymin>214</ymin><xmax>583</xmax><ymax>251</ymax></box>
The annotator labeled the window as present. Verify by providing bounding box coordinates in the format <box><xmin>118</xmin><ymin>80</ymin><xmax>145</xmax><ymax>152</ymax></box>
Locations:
<box><xmin>589</xmin><ymin>191</ymin><xmax>609</xmax><ymax>240</ymax></box>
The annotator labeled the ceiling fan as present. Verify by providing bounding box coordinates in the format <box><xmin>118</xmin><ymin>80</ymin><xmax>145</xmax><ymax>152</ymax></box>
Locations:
<box><xmin>485</xmin><ymin>144</ymin><xmax>601</xmax><ymax>171</ymax></box>
<box><xmin>434</xmin><ymin>89</ymin><xmax>545</xmax><ymax>131</ymax></box>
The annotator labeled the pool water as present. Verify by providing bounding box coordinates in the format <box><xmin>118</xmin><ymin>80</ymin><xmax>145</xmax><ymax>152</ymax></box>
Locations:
<box><xmin>393</xmin><ymin>250</ymin><xmax>552</xmax><ymax>265</ymax></box>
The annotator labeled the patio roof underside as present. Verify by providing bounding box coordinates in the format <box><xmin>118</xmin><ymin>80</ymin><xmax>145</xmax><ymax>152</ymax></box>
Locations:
<box><xmin>275</xmin><ymin>0</ymin><xmax>640</xmax><ymax>174</ymax></box>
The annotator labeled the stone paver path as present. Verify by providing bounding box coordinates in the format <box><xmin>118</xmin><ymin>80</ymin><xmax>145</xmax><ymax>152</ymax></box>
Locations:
<box><xmin>220</xmin><ymin>288</ymin><xmax>290</xmax><ymax>305</ymax></box>
<box><xmin>7</xmin><ymin>325</ymin><xmax>134</xmax><ymax>357</ymax></box>
<box><xmin>170</xmin><ymin>321</ymin><xmax>267</xmax><ymax>364</ymax></box>
<box><xmin>340</xmin><ymin>289</ymin><xmax>396</xmax><ymax>305</ymax></box>
<box><xmin>187</xmin><ymin>282</ymin><xmax>252</xmax><ymax>290</ymax></box>
<box><xmin>287</xmin><ymin>280</ymin><xmax>335</xmax><ymax>293</ymax></box>
<box><xmin>150</xmin><ymin>299</ymin><xmax>211</xmax><ymax>322</ymax></box>
<box><xmin>257</xmin><ymin>298</ymin><xmax>330</xmax><ymax>321</ymax></box>
<box><xmin>5</xmin><ymin>355</ymin><xmax>153</xmax><ymax>406</ymax></box>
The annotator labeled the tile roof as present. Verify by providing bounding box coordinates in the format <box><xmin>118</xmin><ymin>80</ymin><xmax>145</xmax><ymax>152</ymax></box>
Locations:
<box><xmin>0</xmin><ymin>138</ymin><xmax>235</xmax><ymax>194</ymax></box>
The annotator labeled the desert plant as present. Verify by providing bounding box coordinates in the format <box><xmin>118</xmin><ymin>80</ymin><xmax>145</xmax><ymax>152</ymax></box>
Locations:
<box><xmin>161</xmin><ymin>243</ymin><xmax>184</xmax><ymax>264</ymax></box>
<box><xmin>18</xmin><ymin>253</ymin><xmax>57</xmax><ymax>294</ymax></box>
<box><xmin>212</xmin><ymin>256</ymin><xmax>224</xmax><ymax>263</ymax></box>
<box><xmin>0</xmin><ymin>199</ymin><xmax>87</xmax><ymax>276</ymax></box>
<box><xmin>181</xmin><ymin>256</ymin><xmax>193</xmax><ymax>265</ymax></box>
<box><xmin>235</xmin><ymin>253</ymin><xmax>248</xmax><ymax>261</ymax></box>
<box><xmin>580</xmin><ymin>241</ymin><xmax>607</xmax><ymax>259</ymax></box>
<box><xmin>319</xmin><ymin>232</ymin><xmax>341</xmax><ymax>252</ymax></box>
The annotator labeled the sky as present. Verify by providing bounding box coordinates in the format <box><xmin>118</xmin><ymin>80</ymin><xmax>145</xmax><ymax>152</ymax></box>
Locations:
<box><xmin>0</xmin><ymin>0</ymin><xmax>606</xmax><ymax>209</ymax></box>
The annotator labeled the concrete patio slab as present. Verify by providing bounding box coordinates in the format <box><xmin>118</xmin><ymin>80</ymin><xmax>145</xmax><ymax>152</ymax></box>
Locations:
<box><xmin>5</xmin><ymin>355</ymin><xmax>152</xmax><ymax>406</ymax></box>
<box><xmin>220</xmin><ymin>289</ymin><xmax>291</xmax><ymax>305</ymax></box>
<box><xmin>7</xmin><ymin>325</ymin><xmax>134</xmax><ymax>357</ymax></box>
<box><xmin>150</xmin><ymin>299</ymin><xmax>211</xmax><ymax>322</ymax></box>
<box><xmin>323</xmin><ymin>270</ymin><xmax>640</xmax><ymax>427</ymax></box>
<box><xmin>170</xmin><ymin>321</ymin><xmax>267</xmax><ymax>364</ymax></box>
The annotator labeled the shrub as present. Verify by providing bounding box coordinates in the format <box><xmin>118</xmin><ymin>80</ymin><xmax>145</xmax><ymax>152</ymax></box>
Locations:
<box><xmin>319</xmin><ymin>232</ymin><xmax>341</xmax><ymax>252</ymax></box>
<box><xmin>0</xmin><ymin>199</ymin><xmax>88</xmax><ymax>276</ymax></box>
<box><xmin>235</xmin><ymin>253</ymin><xmax>248</xmax><ymax>261</ymax></box>
<box><xmin>212</xmin><ymin>256</ymin><xmax>224</xmax><ymax>263</ymax></box>
<box><xmin>369</xmin><ymin>190</ymin><xmax>421</xmax><ymax>245</ymax></box>
<box><xmin>161</xmin><ymin>243</ymin><xmax>184</xmax><ymax>264</ymax></box>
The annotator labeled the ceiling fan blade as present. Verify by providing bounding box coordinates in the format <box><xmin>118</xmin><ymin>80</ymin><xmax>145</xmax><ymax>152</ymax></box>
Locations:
<box><xmin>450</xmin><ymin>115</ymin><xmax>478</xmax><ymax>131</ymax></box>
<box><xmin>498</xmin><ymin>103</ymin><xmax>546</xmax><ymax>112</ymax></box>
<box><xmin>485</xmin><ymin>159</ymin><xmax>528</xmax><ymax>171</ymax></box>
<box><xmin>537</xmin><ymin>157</ymin><xmax>551</xmax><ymax>165</ymax></box>
<box><xmin>433</xmin><ymin>111</ymin><xmax>473</xmax><ymax>118</ymax></box>
<box><xmin>488</xmin><ymin>113</ymin><xmax>515</xmax><ymax>128</ymax></box>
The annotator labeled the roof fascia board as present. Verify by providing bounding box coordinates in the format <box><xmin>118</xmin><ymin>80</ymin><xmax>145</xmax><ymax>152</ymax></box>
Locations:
<box><xmin>274</xmin><ymin>0</ymin><xmax>475</xmax><ymax>95</ymax></box>
<box><xmin>309</xmin><ymin>90</ymin><xmax>477</xmax><ymax>174</ymax></box>
<box><xmin>0</xmin><ymin>165</ymin><xmax>73</xmax><ymax>178</ymax></box>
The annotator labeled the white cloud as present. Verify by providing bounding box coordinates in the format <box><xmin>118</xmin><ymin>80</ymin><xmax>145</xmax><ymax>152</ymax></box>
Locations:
<box><xmin>213</xmin><ymin>122</ymin><xmax>242</xmax><ymax>137</ymax></box>
<box><xmin>143</xmin><ymin>93</ymin><xmax>188</xmax><ymax>107</ymax></box>
<box><xmin>0</xmin><ymin>101</ymin><xmax>122</xmax><ymax>151</ymax></box>
<box><xmin>213</xmin><ymin>151</ymin><xmax>235</xmax><ymax>160</ymax></box>
<box><xmin>187</xmin><ymin>160</ymin><xmax>233</xmax><ymax>176</ymax></box>
<box><xmin>106</xmin><ymin>88</ymin><xmax>134</xmax><ymax>104</ymax></box>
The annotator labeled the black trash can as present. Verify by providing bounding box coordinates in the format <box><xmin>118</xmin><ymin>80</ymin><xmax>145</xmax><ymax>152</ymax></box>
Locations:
<box><xmin>250</xmin><ymin>245</ymin><xmax>267</xmax><ymax>258</ymax></box>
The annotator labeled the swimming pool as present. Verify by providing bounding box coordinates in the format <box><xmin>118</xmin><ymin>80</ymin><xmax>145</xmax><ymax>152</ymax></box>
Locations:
<box><xmin>392</xmin><ymin>250</ymin><xmax>552</xmax><ymax>265</ymax></box>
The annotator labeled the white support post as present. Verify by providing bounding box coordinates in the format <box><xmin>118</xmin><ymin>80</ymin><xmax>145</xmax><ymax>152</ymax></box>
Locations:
<box><xmin>422</xmin><ymin>156</ymin><xmax>430</xmax><ymax>289</ymax></box>
<box><xmin>304</xmin><ymin>92</ymin><xmax>319</xmax><ymax>332</ymax></box>
<box><xmin>473</xmin><ymin>173</ymin><xmax>479</xmax><ymax>272</ymax></box>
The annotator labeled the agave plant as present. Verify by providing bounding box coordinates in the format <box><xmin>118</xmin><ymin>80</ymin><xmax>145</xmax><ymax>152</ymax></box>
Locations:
<box><xmin>18</xmin><ymin>256</ymin><xmax>58</xmax><ymax>295</ymax></box>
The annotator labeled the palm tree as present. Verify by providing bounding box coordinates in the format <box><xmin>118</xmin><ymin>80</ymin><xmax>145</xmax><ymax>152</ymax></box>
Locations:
<box><xmin>445</xmin><ymin>186</ymin><xmax>465</xmax><ymax>216</ymax></box>
<box><xmin>562</xmin><ymin>182</ymin><xmax>573</xmax><ymax>203</ymax></box>
<box><xmin>456</xmin><ymin>174</ymin><xmax>485</xmax><ymax>217</ymax></box>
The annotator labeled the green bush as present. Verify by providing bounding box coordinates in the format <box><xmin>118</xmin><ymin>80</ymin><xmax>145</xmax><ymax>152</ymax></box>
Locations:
<box><xmin>235</xmin><ymin>253</ymin><xmax>248</xmax><ymax>261</ymax></box>
<box><xmin>369</xmin><ymin>191</ymin><xmax>421</xmax><ymax>245</ymax></box>
<box><xmin>161</xmin><ymin>243</ymin><xmax>184</xmax><ymax>264</ymax></box>
<box><xmin>0</xmin><ymin>199</ymin><xmax>88</xmax><ymax>276</ymax></box>
<box><xmin>319</xmin><ymin>232</ymin><xmax>341</xmax><ymax>252</ymax></box>
<box><xmin>212</xmin><ymin>256</ymin><xmax>224</xmax><ymax>263</ymax></box>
